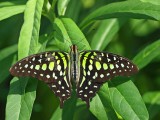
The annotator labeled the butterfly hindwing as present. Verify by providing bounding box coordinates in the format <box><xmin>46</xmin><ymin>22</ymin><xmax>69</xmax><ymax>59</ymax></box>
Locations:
<box><xmin>77</xmin><ymin>51</ymin><xmax>138</xmax><ymax>107</ymax></box>
<box><xmin>10</xmin><ymin>51</ymin><xmax>71</xmax><ymax>107</ymax></box>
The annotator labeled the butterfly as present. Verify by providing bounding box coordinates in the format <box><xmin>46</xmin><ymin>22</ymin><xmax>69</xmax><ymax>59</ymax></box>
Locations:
<box><xmin>10</xmin><ymin>45</ymin><xmax>138</xmax><ymax>108</ymax></box>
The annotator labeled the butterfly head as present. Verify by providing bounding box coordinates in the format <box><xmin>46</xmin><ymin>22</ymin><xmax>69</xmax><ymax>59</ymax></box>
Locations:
<box><xmin>70</xmin><ymin>45</ymin><xmax>78</xmax><ymax>54</ymax></box>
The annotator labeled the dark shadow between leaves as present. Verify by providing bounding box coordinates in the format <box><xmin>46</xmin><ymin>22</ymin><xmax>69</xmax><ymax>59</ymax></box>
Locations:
<box><xmin>108</xmin><ymin>76</ymin><xmax>133</xmax><ymax>88</ymax></box>
<box><xmin>96</xmin><ymin>12</ymin><xmax>155</xmax><ymax>21</ymax></box>
<box><xmin>145</xmin><ymin>102</ymin><xmax>160</xmax><ymax>119</ymax></box>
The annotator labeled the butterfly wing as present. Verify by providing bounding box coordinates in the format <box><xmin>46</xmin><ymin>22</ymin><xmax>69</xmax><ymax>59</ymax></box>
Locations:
<box><xmin>77</xmin><ymin>51</ymin><xmax>138</xmax><ymax>107</ymax></box>
<box><xmin>10</xmin><ymin>51</ymin><xmax>71</xmax><ymax>108</ymax></box>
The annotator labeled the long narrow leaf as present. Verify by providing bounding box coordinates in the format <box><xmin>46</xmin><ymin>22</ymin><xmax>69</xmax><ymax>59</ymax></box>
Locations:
<box><xmin>90</xmin><ymin>18</ymin><xmax>126</xmax><ymax>50</ymax></box>
<box><xmin>133</xmin><ymin>40</ymin><xmax>160</xmax><ymax>69</ymax></box>
<box><xmin>53</xmin><ymin>18</ymin><xmax>91</xmax><ymax>51</ymax></box>
<box><xmin>90</xmin><ymin>94</ymin><xmax>108</xmax><ymax>120</ymax></box>
<box><xmin>143</xmin><ymin>91</ymin><xmax>160</xmax><ymax>119</ymax></box>
<box><xmin>0</xmin><ymin>0</ymin><xmax>26</xmax><ymax>7</ymax></box>
<box><xmin>57</xmin><ymin>0</ymin><xmax>70</xmax><ymax>15</ymax></box>
<box><xmin>0</xmin><ymin>44</ymin><xmax>17</xmax><ymax>84</ymax></box>
<box><xmin>50</xmin><ymin>107</ymin><xmax>62</xmax><ymax>120</ymax></box>
<box><xmin>108</xmin><ymin>78</ymin><xmax>149</xmax><ymax>120</ymax></box>
<box><xmin>0</xmin><ymin>5</ymin><xmax>25</xmax><ymax>21</ymax></box>
<box><xmin>65</xmin><ymin>0</ymin><xmax>81</xmax><ymax>22</ymax></box>
<box><xmin>80</xmin><ymin>1</ymin><xmax>160</xmax><ymax>28</ymax></box>
<box><xmin>6</xmin><ymin>0</ymin><xmax>44</xmax><ymax>120</ymax></box>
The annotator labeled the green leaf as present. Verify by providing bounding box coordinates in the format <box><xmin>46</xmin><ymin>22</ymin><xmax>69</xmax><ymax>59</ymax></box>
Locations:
<box><xmin>18</xmin><ymin>1</ymin><xmax>44</xmax><ymax>58</ymax></box>
<box><xmin>90</xmin><ymin>94</ymin><xmax>108</xmax><ymax>120</ymax></box>
<box><xmin>133</xmin><ymin>40</ymin><xmax>160</xmax><ymax>69</ymax></box>
<box><xmin>0</xmin><ymin>0</ymin><xmax>26</xmax><ymax>7</ymax></box>
<box><xmin>65</xmin><ymin>0</ymin><xmax>81</xmax><ymax>22</ymax></box>
<box><xmin>52</xmin><ymin>18</ymin><xmax>73</xmax><ymax>51</ymax></box>
<box><xmin>53</xmin><ymin>17</ymin><xmax>91</xmax><ymax>51</ymax></box>
<box><xmin>62</xmin><ymin>91</ymin><xmax>77</xmax><ymax>120</ymax></box>
<box><xmin>80</xmin><ymin>1</ymin><xmax>160</xmax><ymax>28</ymax></box>
<box><xmin>90</xmin><ymin>82</ymin><xmax>117</xmax><ymax>119</ymax></box>
<box><xmin>0</xmin><ymin>44</ymin><xmax>17</xmax><ymax>84</ymax></box>
<box><xmin>130</xmin><ymin>19</ymin><xmax>160</xmax><ymax>37</ymax></box>
<box><xmin>108</xmin><ymin>78</ymin><xmax>149</xmax><ymax>120</ymax></box>
<box><xmin>0</xmin><ymin>44</ymin><xmax>17</xmax><ymax>61</ymax></box>
<box><xmin>140</xmin><ymin>0</ymin><xmax>160</xmax><ymax>5</ymax></box>
<box><xmin>0</xmin><ymin>4</ymin><xmax>25</xmax><ymax>21</ymax></box>
<box><xmin>49</xmin><ymin>90</ymin><xmax>77</xmax><ymax>120</ymax></box>
<box><xmin>6</xmin><ymin>0</ymin><xmax>44</xmax><ymax>120</ymax></box>
<box><xmin>98</xmin><ymin>84</ymin><xmax>118</xmax><ymax>120</ymax></box>
<box><xmin>6</xmin><ymin>77</ymin><xmax>22</xmax><ymax>120</ymax></box>
<box><xmin>143</xmin><ymin>91</ymin><xmax>160</xmax><ymax>119</ymax></box>
<box><xmin>57</xmin><ymin>0</ymin><xmax>70</xmax><ymax>15</ymax></box>
<box><xmin>42</xmin><ymin>0</ymin><xmax>55</xmax><ymax>22</ymax></box>
<box><xmin>50</xmin><ymin>107</ymin><xmax>62</xmax><ymax>120</ymax></box>
<box><xmin>90</xmin><ymin>18</ymin><xmax>126</xmax><ymax>50</ymax></box>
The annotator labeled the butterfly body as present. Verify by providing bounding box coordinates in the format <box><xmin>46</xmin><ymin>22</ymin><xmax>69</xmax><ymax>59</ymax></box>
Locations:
<box><xmin>70</xmin><ymin>45</ymin><xmax>80</xmax><ymax>84</ymax></box>
<box><xmin>10</xmin><ymin>45</ymin><xmax>138</xmax><ymax>108</ymax></box>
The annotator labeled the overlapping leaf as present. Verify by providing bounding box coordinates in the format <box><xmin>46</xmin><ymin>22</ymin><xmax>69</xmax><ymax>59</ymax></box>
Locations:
<box><xmin>6</xmin><ymin>0</ymin><xmax>44</xmax><ymax>120</ymax></box>
<box><xmin>0</xmin><ymin>0</ymin><xmax>25</xmax><ymax>21</ymax></box>
<box><xmin>80</xmin><ymin>0</ymin><xmax>160</xmax><ymax>28</ymax></box>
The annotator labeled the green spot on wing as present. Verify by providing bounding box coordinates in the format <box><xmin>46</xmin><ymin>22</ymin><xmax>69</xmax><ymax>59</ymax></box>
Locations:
<box><xmin>82</xmin><ymin>57</ymin><xmax>87</xmax><ymax>69</ymax></box>
<box><xmin>84</xmin><ymin>52</ymin><xmax>91</xmax><ymax>57</ymax></box>
<box><xmin>91</xmin><ymin>56</ymin><xmax>94</xmax><ymax>59</ymax></box>
<box><xmin>83</xmin><ymin>70</ymin><xmax>86</xmax><ymax>76</ymax></box>
<box><xmin>62</xmin><ymin>57</ymin><xmax>67</xmax><ymax>69</ymax></box>
<box><xmin>95</xmin><ymin>61</ymin><xmax>101</xmax><ymax>70</ymax></box>
<box><xmin>49</xmin><ymin>62</ymin><xmax>54</xmax><ymax>71</ymax></box>
<box><xmin>110</xmin><ymin>64</ymin><xmax>114</xmax><ymax>69</ymax></box>
<box><xmin>80</xmin><ymin>77</ymin><xmax>85</xmax><ymax>87</ymax></box>
<box><xmin>89</xmin><ymin>65</ymin><xmax>93</xmax><ymax>70</ymax></box>
<box><xmin>55</xmin><ymin>56</ymin><xmax>58</xmax><ymax>59</ymax></box>
<box><xmin>103</xmin><ymin>63</ymin><xmax>108</xmax><ymax>70</ymax></box>
<box><xmin>42</xmin><ymin>64</ymin><xmax>47</xmax><ymax>70</ymax></box>
<box><xmin>57</xmin><ymin>60</ymin><xmax>60</xmax><ymax>64</ymax></box>
<box><xmin>93</xmin><ymin>52</ymin><xmax>97</xmax><ymax>55</ymax></box>
<box><xmin>35</xmin><ymin>65</ymin><xmax>40</xmax><ymax>70</ymax></box>
<box><xmin>58</xmin><ymin>52</ymin><xmax>65</xmax><ymax>57</ymax></box>
<box><xmin>90</xmin><ymin>60</ymin><xmax>93</xmax><ymax>64</ymax></box>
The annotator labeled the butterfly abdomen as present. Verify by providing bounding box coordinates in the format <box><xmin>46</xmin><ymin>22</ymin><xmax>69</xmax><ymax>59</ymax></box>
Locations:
<box><xmin>70</xmin><ymin>45</ymin><xmax>80</xmax><ymax>83</ymax></box>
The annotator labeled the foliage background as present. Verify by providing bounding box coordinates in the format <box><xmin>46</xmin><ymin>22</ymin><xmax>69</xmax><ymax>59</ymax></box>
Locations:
<box><xmin>0</xmin><ymin>0</ymin><xmax>160</xmax><ymax>120</ymax></box>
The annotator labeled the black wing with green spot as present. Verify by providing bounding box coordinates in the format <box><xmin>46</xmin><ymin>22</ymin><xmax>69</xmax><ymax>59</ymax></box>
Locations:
<box><xmin>10</xmin><ymin>51</ymin><xmax>71</xmax><ymax>108</ymax></box>
<box><xmin>77</xmin><ymin>51</ymin><xmax>138</xmax><ymax>107</ymax></box>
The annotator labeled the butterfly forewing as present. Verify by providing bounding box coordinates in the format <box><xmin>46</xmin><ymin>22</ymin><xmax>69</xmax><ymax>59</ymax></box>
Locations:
<box><xmin>77</xmin><ymin>51</ymin><xmax>138</xmax><ymax>107</ymax></box>
<box><xmin>10</xmin><ymin>51</ymin><xmax>71</xmax><ymax>107</ymax></box>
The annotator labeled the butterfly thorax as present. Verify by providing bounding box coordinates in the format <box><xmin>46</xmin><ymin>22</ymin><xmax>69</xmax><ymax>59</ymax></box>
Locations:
<box><xmin>70</xmin><ymin>45</ymin><xmax>80</xmax><ymax>85</ymax></box>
